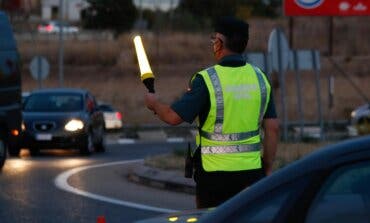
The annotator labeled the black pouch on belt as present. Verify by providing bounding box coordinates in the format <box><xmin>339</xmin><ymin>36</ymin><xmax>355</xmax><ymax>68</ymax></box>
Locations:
<box><xmin>184</xmin><ymin>142</ymin><xmax>193</xmax><ymax>178</ymax></box>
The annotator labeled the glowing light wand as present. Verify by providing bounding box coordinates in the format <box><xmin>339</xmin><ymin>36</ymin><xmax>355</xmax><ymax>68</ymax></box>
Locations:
<box><xmin>133</xmin><ymin>35</ymin><xmax>155</xmax><ymax>93</ymax></box>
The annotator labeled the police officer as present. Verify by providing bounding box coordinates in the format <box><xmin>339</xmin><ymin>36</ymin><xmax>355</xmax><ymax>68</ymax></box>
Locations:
<box><xmin>145</xmin><ymin>16</ymin><xmax>279</xmax><ymax>208</ymax></box>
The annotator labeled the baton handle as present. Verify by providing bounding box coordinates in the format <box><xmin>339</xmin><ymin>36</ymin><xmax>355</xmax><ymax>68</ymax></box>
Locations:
<box><xmin>143</xmin><ymin>77</ymin><xmax>155</xmax><ymax>93</ymax></box>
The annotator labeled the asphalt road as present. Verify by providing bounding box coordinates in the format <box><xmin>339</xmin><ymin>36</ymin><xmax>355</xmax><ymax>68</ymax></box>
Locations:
<box><xmin>0</xmin><ymin>138</ymin><xmax>194</xmax><ymax>223</ymax></box>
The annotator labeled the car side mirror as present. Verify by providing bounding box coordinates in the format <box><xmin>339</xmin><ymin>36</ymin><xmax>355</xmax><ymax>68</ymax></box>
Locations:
<box><xmin>87</xmin><ymin>101</ymin><xmax>94</xmax><ymax>113</ymax></box>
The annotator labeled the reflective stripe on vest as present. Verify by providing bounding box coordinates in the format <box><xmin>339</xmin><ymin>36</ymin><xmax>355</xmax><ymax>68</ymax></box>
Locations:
<box><xmin>200</xmin><ymin>129</ymin><xmax>260</xmax><ymax>141</ymax></box>
<box><xmin>201</xmin><ymin>143</ymin><xmax>261</xmax><ymax>154</ymax></box>
<box><xmin>252</xmin><ymin>65</ymin><xmax>268</xmax><ymax>125</ymax></box>
<box><xmin>202</xmin><ymin>66</ymin><xmax>267</xmax><ymax>143</ymax></box>
<box><xmin>206</xmin><ymin>67</ymin><xmax>224</xmax><ymax>133</ymax></box>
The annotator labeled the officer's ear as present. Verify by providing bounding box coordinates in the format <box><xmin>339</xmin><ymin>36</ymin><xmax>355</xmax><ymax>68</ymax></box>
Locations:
<box><xmin>214</xmin><ymin>37</ymin><xmax>224</xmax><ymax>52</ymax></box>
<box><xmin>216</xmin><ymin>34</ymin><xmax>226</xmax><ymax>50</ymax></box>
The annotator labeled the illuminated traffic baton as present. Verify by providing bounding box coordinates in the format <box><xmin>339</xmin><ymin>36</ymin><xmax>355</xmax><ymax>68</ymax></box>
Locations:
<box><xmin>133</xmin><ymin>35</ymin><xmax>155</xmax><ymax>93</ymax></box>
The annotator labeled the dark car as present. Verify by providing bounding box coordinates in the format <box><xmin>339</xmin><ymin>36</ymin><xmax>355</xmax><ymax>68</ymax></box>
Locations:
<box><xmin>0</xmin><ymin>11</ymin><xmax>22</xmax><ymax>168</ymax></box>
<box><xmin>20</xmin><ymin>88</ymin><xmax>105</xmax><ymax>156</ymax></box>
<box><xmin>22</xmin><ymin>91</ymin><xmax>30</xmax><ymax>105</ymax></box>
<box><xmin>136</xmin><ymin>136</ymin><xmax>370</xmax><ymax>223</ymax></box>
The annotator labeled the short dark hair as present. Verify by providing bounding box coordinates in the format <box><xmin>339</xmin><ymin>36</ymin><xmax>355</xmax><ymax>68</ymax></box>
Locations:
<box><xmin>214</xmin><ymin>16</ymin><xmax>249</xmax><ymax>53</ymax></box>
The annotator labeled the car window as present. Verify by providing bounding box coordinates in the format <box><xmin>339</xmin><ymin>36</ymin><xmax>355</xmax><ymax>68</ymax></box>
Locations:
<box><xmin>305</xmin><ymin>161</ymin><xmax>370</xmax><ymax>223</ymax></box>
<box><xmin>24</xmin><ymin>93</ymin><xmax>83</xmax><ymax>112</ymax></box>
<box><xmin>229</xmin><ymin>176</ymin><xmax>310</xmax><ymax>223</ymax></box>
<box><xmin>98</xmin><ymin>104</ymin><xmax>114</xmax><ymax>112</ymax></box>
<box><xmin>85</xmin><ymin>94</ymin><xmax>96</xmax><ymax>112</ymax></box>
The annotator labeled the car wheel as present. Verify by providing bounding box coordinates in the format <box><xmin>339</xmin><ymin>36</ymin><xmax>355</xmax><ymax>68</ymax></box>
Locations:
<box><xmin>29</xmin><ymin>147</ymin><xmax>40</xmax><ymax>156</ymax></box>
<box><xmin>95</xmin><ymin>126</ymin><xmax>106</xmax><ymax>153</ymax></box>
<box><xmin>0</xmin><ymin>140</ymin><xmax>6</xmax><ymax>169</ymax></box>
<box><xmin>8</xmin><ymin>143</ymin><xmax>20</xmax><ymax>157</ymax></box>
<box><xmin>80</xmin><ymin>131</ymin><xmax>94</xmax><ymax>155</ymax></box>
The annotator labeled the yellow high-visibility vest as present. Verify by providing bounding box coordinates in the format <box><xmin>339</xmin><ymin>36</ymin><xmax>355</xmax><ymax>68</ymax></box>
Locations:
<box><xmin>195</xmin><ymin>63</ymin><xmax>271</xmax><ymax>172</ymax></box>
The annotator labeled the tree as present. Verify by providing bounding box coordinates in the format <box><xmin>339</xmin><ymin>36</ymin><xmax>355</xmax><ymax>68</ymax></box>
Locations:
<box><xmin>81</xmin><ymin>0</ymin><xmax>138</xmax><ymax>34</ymax></box>
<box><xmin>178</xmin><ymin>0</ymin><xmax>282</xmax><ymax>21</ymax></box>
<box><xmin>178</xmin><ymin>0</ymin><xmax>238</xmax><ymax>21</ymax></box>
<box><xmin>239</xmin><ymin>0</ymin><xmax>282</xmax><ymax>17</ymax></box>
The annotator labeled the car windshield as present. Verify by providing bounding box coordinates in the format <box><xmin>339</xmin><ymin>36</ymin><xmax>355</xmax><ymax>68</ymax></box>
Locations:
<box><xmin>24</xmin><ymin>93</ymin><xmax>83</xmax><ymax>112</ymax></box>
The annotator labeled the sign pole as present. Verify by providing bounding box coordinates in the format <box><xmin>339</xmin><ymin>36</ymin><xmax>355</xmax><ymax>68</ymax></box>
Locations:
<box><xmin>58</xmin><ymin>0</ymin><xmax>64</xmax><ymax>87</ymax></box>
<box><xmin>288</xmin><ymin>17</ymin><xmax>294</xmax><ymax>48</ymax></box>
<box><xmin>312</xmin><ymin>50</ymin><xmax>324</xmax><ymax>140</ymax></box>
<box><xmin>328</xmin><ymin>74</ymin><xmax>335</xmax><ymax>132</ymax></box>
<box><xmin>328</xmin><ymin>16</ymin><xmax>333</xmax><ymax>56</ymax></box>
<box><xmin>277</xmin><ymin>29</ymin><xmax>288</xmax><ymax>141</ymax></box>
<box><xmin>37</xmin><ymin>56</ymin><xmax>42</xmax><ymax>89</ymax></box>
<box><xmin>292</xmin><ymin>50</ymin><xmax>304</xmax><ymax>140</ymax></box>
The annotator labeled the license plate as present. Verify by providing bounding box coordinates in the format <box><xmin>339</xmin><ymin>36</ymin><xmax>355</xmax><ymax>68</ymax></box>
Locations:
<box><xmin>36</xmin><ymin>134</ymin><xmax>52</xmax><ymax>141</ymax></box>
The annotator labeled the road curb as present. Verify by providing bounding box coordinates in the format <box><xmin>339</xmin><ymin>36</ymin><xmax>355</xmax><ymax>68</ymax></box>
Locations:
<box><xmin>127</xmin><ymin>165</ymin><xmax>195</xmax><ymax>195</ymax></box>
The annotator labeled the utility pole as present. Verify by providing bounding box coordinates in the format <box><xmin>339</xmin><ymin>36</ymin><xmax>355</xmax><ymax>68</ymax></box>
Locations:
<box><xmin>58</xmin><ymin>0</ymin><xmax>64</xmax><ymax>87</ymax></box>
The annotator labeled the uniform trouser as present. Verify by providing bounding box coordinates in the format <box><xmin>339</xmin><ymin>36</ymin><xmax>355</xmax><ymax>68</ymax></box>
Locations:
<box><xmin>194</xmin><ymin>167</ymin><xmax>265</xmax><ymax>209</ymax></box>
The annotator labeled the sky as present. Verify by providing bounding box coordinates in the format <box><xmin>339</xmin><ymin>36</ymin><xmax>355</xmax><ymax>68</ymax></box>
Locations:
<box><xmin>132</xmin><ymin>0</ymin><xmax>180</xmax><ymax>12</ymax></box>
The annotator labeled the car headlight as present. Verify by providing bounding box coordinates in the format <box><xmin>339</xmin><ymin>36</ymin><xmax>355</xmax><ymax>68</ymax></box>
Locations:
<box><xmin>65</xmin><ymin>119</ymin><xmax>84</xmax><ymax>131</ymax></box>
<box><xmin>21</xmin><ymin>122</ymin><xmax>26</xmax><ymax>131</ymax></box>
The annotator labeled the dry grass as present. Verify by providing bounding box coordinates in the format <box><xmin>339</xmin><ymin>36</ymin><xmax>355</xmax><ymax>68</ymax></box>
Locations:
<box><xmin>18</xmin><ymin>17</ymin><xmax>370</xmax><ymax>66</ymax></box>
<box><xmin>19</xmin><ymin>40</ymin><xmax>120</xmax><ymax>66</ymax></box>
<box><xmin>144</xmin><ymin>141</ymin><xmax>331</xmax><ymax>171</ymax></box>
<box><xmin>18</xmin><ymin>17</ymin><xmax>370</xmax><ymax>125</ymax></box>
<box><xmin>20</xmin><ymin>55</ymin><xmax>370</xmax><ymax>125</ymax></box>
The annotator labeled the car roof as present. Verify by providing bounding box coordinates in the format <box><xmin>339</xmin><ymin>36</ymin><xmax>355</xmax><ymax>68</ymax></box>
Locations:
<box><xmin>0</xmin><ymin>11</ymin><xmax>17</xmax><ymax>51</ymax></box>
<box><xmin>30</xmin><ymin>88</ymin><xmax>88</xmax><ymax>95</ymax></box>
<box><xmin>201</xmin><ymin>136</ymin><xmax>370</xmax><ymax>222</ymax></box>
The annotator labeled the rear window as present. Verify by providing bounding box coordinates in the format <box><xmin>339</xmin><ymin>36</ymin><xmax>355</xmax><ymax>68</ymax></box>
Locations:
<box><xmin>24</xmin><ymin>93</ymin><xmax>83</xmax><ymax>112</ymax></box>
<box><xmin>98</xmin><ymin>104</ymin><xmax>114</xmax><ymax>112</ymax></box>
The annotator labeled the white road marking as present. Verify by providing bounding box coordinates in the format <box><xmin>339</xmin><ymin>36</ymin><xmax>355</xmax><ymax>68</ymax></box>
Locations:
<box><xmin>166</xmin><ymin>137</ymin><xmax>185</xmax><ymax>143</ymax></box>
<box><xmin>117</xmin><ymin>138</ymin><xmax>136</xmax><ymax>144</ymax></box>
<box><xmin>54</xmin><ymin>160</ymin><xmax>177</xmax><ymax>213</ymax></box>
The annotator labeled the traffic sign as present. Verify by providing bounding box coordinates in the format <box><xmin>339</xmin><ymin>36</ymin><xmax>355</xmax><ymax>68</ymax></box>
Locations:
<box><xmin>30</xmin><ymin>56</ymin><xmax>49</xmax><ymax>81</ymax></box>
<box><xmin>243</xmin><ymin>52</ymin><xmax>272</xmax><ymax>77</ymax></box>
<box><xmin>284</xmin><ymin>0</ymin><xmax>370</xmax><ymax>16</ymax></box>
<box><xmin>29</xmin><ymin>56</ymin><xmax>49</xmax><ymax>88</ymax></box>
<box><xmin>268</xmin><ymin>28</ymin><xmax>291</xmax><ymax>141</ymax></box>
<box><xmin>268</xmin><ymin>28</ymin><xmax>290</xmax><ymax>73</ymax></box>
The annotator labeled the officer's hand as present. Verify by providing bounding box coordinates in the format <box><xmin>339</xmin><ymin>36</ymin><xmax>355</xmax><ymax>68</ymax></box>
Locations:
<box><xmin>144</xmin><ymin>93</ymin><xmax>157</xmax><ymax>111</ymax></box>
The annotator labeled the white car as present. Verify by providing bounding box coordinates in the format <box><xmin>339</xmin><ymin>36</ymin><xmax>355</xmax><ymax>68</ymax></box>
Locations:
<box><xmin>38</xmin><ymin>21</ymin><xmax>79</xmax><ymax>34</ymax></box>
<box><xmin>350</xmin><ymin>103</ymin><xmax>370</xmax><ymax>135</ymax></box>
<box><xmin>98</xmin><ymin>103</ymin><xmax>123</xmax><ymax>130</ymax></box>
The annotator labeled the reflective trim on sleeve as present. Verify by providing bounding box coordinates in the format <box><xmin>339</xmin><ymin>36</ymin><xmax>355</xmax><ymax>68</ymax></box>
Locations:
<box><xmin>201</xmin><ymin>143</ymin><xmax>261</xmax><ymax>154</ymax></box>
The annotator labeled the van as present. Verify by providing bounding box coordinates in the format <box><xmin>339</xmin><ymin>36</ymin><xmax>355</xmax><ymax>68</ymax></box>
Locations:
<box><xmin>0</xmin><ymin>11</ymin><xmax>22</xmax><ymax>169</ymax></box>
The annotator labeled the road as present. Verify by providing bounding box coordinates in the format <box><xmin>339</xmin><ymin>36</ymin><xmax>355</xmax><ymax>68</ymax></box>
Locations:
<box><xmin>0</xmin><ymin>137</ymin><xmax>194</xmax><ymax>223</ymax></box>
